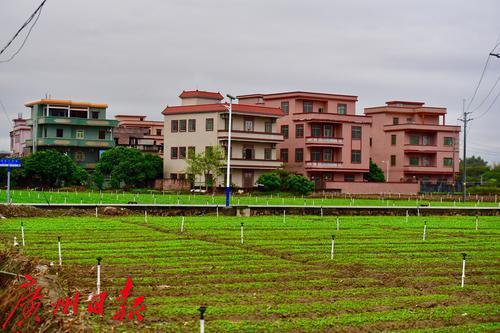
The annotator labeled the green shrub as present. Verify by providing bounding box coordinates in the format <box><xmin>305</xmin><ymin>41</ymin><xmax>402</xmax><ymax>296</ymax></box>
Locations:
<box><xmin>257</xmin><ymin>173</ymin><xmax>281</xmax><ymax>191</ymax></box>
<box><xmin>283</xmin><ymin>174</ymin><xmax>314</xmax><ymax>195</ymax></box>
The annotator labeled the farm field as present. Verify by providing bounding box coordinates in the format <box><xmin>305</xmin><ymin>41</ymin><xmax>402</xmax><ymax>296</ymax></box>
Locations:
<box><xmin>0</xmin><ymin>189</ymin><xmax>498</xmax><ymax>207</ymax></box>
<box><xmin>0</xmin><ymin>214</ymin><xmax>499</xmax><ymax>332</ymax></box>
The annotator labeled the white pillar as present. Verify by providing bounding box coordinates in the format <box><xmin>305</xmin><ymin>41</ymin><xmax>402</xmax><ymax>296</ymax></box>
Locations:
<box><xmin>240</xmin><ymin>222</ymin><xmax>244</xmax><ymax>244</ymax></box>
<box><xmin>423</xmin><ymin>221</ymin><xmax>427</xmax><ymax>241</ymax></box>
<box><xmin>58</xmin><ymin>236</ymin><xmax>62</xmax><ymax>267</ymax></box>
<box><xmin>21</xmin><ymin>222</ymin><xmax>25</xmax><ymax>246</ymax></box>
<box><xmin>461</xmin><ymin>253</ymin><xmax>466</xmax><ymax>288</ymax></box>
<box><xmin>96</xmin><ymin>257</ymin><xmax>102</xmax><ymax>294</ymax></box>
<box><xmin>330</xmin><ymin>235</ymin><xmax>335</xmax><ymax>259</ymax></box>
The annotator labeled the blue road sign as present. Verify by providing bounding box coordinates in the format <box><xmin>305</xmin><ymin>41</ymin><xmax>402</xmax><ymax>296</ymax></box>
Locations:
<box><xmin>0</xmin><ymin>158</ymin><xmax>22</xmax><ymax>168</ymax></box>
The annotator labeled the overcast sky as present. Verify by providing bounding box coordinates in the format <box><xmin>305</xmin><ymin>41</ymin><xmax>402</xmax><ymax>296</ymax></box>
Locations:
<box><xmin>1</xmin><ymin>0</ymin><xmax>499</xmax><ymax>162</ymax></box>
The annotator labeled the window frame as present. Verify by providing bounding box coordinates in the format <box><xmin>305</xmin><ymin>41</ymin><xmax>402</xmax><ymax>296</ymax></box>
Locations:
<box><xmin>188</xmin><ymin>119</ymin><xmax>196</xmax><ymax>132</ymax></box>
<box><xmin>205</xmin><ymin>118</ymin><xmax>214</xmax><ymax>131</ymax></box>
<box><xmin>303</xmin><ymin>101</ymin><xmax>313</xmax><ymax>113</ymax></box>
<box><xmin>98</xmin><ymin>129</ymin><xmax>106</xmax><ymax>140</ymax></box>
<box><xmin>280</xmin><ymin>148</ymin><xmax>289</xmax><ymax>163</ymax></box>
<box><xmin>281</xmin><ymin>125</ymin><xmax>289</xmax><ymax>139</ymax></box>
<box><xmin>351</xmin><ymin>150</ymin><xmax>361</xmax><ymax>164</ymax></box>
<box><xmin>179</xmin><ymin>120</ymin><xmax>187</xmax><ymax>132</ymax></box>
<box><xmin>170</xmin><ymin>147</ymin><xmax>178</xmax><ymax>159</ymax></box>
<box><xmin>295</xmin><ymin>148</ymin><xmax>303</xmax><ymax>162</ymax></box>
<box><xmin>295</xmin><ymin>124</ymin><xmax>304</xmax><ymax>138</ymax></box>
<box><xmin>351</xmin><ymin>126</ymin><xmax>361</xmax><ymax>139</ymax></box>
<box><xmin>391</xmin><ymin>134</ymin><xmax>397</xmax><ymax>145</ymax></box>
<box><xmin>171</xmin><ymin>120</ymin><xmax>179</xmax><ymax>132</ymax></box>
<box><xmin>337</xmin><ymin>104</ymin><xmax>347</xmax><ymax>115</ymax></box>
<box><xmin>281</xmin><ymin>101</ymin><xmax>289</xmax><ymax>114</ymax></box>
<box><xmin>76</xmin><ymin>129</ymin><xmax>85</xmax><ymax>139</ymax></box>
<box><xmin>179</xmin><ymin>146</ymin><xmax>187</xmax><ymax>159</ymax></box>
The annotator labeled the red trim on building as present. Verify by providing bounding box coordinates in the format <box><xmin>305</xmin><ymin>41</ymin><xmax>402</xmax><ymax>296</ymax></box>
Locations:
<box><xmin>162</xmin><ymin>103</ymin><xmax>284</xmax><ymax>117</ymax></box>
<box><xmin>179</xmin><ymin>90</ymin><xmax>224</xmax><ymax>100</ymax></box>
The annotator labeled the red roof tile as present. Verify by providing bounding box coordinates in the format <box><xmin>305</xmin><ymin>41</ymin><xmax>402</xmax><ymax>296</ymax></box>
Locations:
<box><xmin>179</xmin><ymin>90</ymin><xmax>224</xmax><ymax>100</ymax></box>
<box><xmin>162</xmin><ymin>103</ymin><xmax>284</xmax><ymax>117</ymax></box>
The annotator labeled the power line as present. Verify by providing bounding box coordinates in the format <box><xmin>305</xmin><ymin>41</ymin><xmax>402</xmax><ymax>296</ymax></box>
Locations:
<box><xmin>0</xmin><ymin>100</ymin><xmax>11</xmax><ymax>125</ymax></box>
<box><xmin>0</xmin><ymin>0</ymin><xmax>47</xmax><ymax>63</ymax></box>
<box><xmin>474</xmin><ymin>85</ymin><xmax>500</xmax><ymax>120</ymax></box>
<box><xmin>471</xmin><ymin>71</ymin><xmax>500</xmax><ymax>112</ymax></box>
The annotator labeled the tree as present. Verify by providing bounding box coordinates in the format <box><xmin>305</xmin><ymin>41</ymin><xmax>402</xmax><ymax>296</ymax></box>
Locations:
<box><xmin>95</xmin><ymin>147</ymin><xmax>163</xmax><ymax>188</ymax></box>
<box><xmin>185</xmin><ymin>146</ymin><xmax>224</xmax><ymax>191</ymax></box>
<box><xmin>257</xmin><ymin>172</ymin><xmax>281</xmax><ymax>191</ymax></box>
<box><xmin>283</xmin><ymin>174</ymin><xmax>314</xmax><ymax>195</ymax></box>
<box><xmin>364</xmin><ymin>160</ymin><xmax>385</xmax><ymax>182</ymax></box>
<box><xmin>459</xmin><ymin>155</ymin><xmax>490</xmax><ymax>183</ymax></box>
<box><xmin>21</xmin><ymin>149</ymin><xmax>88</xmax><ymax>187</ymax></box>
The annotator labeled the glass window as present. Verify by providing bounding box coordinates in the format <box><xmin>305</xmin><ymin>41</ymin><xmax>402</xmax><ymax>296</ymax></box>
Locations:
<box><xmin>206</xmin><ymin>118</ymin><xmax>214</xmax><ymax>131</ymax></box>
<box><xmin>311</xmin><ymin>150</ymin><xmax>321</xmax><ymax>161</ymax></box>
<box><xmin>443</xmin><ymin>137</ymin><xmax>453</xmax><ymax>146</ymax></box>
<box><xmin>409</xmin><ymin>156</ymin><xmax>419</xmax><ymax>166</ymax></box>
<box><xmin>410</xmin><ymin>135</ymin><xmax>419</xmax><ymax>145</ymax></box>
<box><xmin>443</xmin><ymin>157</ymin><xmax>453</xmax><ymax>166</ymax></box>
<box><xmin>281</xmin><ymin>101</ymin><xmax>289</xmax><ymax>114</ymax></box>
<box><xmin>303</xmin><ymin>101</ymin><xmax>313</xmax><ymax>113</ymax></box>
<box><xmin>422</xmin><ymin>135</ymin><xmax>431</xmax><ymax>145</ymax></box>
<box><xmin>351</xmin><ymin>150</ymin><xmax>361</xmax><ymax>163</ymax></box>
<box><xmin>393</xmin><ymin>117</ymin><xmax>399</xmax><ymax>125</ymax></box>
<box><xmin>156</xmin><ymin>129</ymin><xmax>162</xmax><ymax>136</ymax></box>
<box><xmin>323</xmin><ymin>124</ymin><xmax>333</xmax><ymax>137</ymax></box>
<box><xmin>391</xmin><ymin>155</ymin><xmax>396</xmax><ymax>166</ymax></box>
<box><xmin>264</xmin><ymin>121</ymin><xmax>272</xmax><ymax>133</ymax></box>
<box><xmin>311</xmin><ymin>124</ymin><xmax>322</xmax><ymax>137</ymax></box>
<box><xmin>92</xmin><ymin>112</ymin><xmax>99</xmax><ymax>119</ymax></box>
<box><xmin>391</xmin><ymin>134</ymin><xmax>397</xmax><ymax>145</ymax></box>
<box><xmin>422</xmin><ymin>156</ymin><xmax>431</xmax><ymax>167</ymax></box>
<box><xmin>56</xmin><ymin>129</ymin><xmax>64</xmax><ymax>138</ymax></box>
<box><xmin>74</xmin><ymin>151</ymin><xmax>85</xmax><ymax>161</ymax></box>
<box><xmin>337</xmin><ymin>104</ymin><xmax>346</xmax><ymax>114</ymax></box>
<box><xmin>171</xmin><ymin>120</ymin><xmax>178</xmax><ymax>132</ymax></box>
<box><xmin>264</xmin><ymin>148</ymin><xmax>272</xmax><ymax>160</ymax></box>
<box><xmin>76</xmin><ymin>130</ymin><xmax>84</xmax><ymax>139</ymax></box>
<box><xmin>295</xmin><ymin>148</ymin><xmax>303</xmax><ymax>162</ymax></box>
<box><xmin>179</xmin><ymin>147</ymin><xmax>187</xmax><ymax>159</ymax></box>
<box><xmin>352</xmin><ymin>126</ymin><xmax>361</xmax><ymax>139</ymax></box>
<box><xmin>295</xmin><ymin>124</ymin><xmax>304</xmax><ymax>138</ymax></box>
<box><xmin>98</xmin><ymin>130</ymin><xmax>106</xmax><ymax>140</ymax></box>
<box><xmin>281</xmin><ymin>125</ymin><xmax>289</xmax><ymax>139</ymax></box>
<box><xmin>179</xmin><ymin>120</ymin><xmax>187</xmax><ymax>132</ymax></box>
<box><xmin>188</xmin><ymin>119</ymin><xmax>196</xmax><ymax>132</ymax></box>
<box><xmin>170</xmin><ymin>147</ymin><xmax>178</xmax><ymax>159</ymax></box>
<box><xmin>244</xmin><ymin>118</ymin><xmax>254</xmax><ymax>132</ymax></box>
<box><xmin>70</xmin><ymin>110</ymin><xmax>87</xmax><ymax>118</ymax></box>
<box><xmin>280</xmin><ymin>149</ymin><xmax>288</xmax><ymax>162</ymax></box>
<box><xmin>323</xmin><ymin>149</ymin><xmax>332</xmax><ymax>162</ymax></box>
<box><xmin>344</xmin><ymin>174</ymin><xmax>355</xmax><ymax>182</ymax></box>
<box><xmin>49</xmin><ymin>108</ymin><xmax>67</xmax><ymax>117</ymax></box>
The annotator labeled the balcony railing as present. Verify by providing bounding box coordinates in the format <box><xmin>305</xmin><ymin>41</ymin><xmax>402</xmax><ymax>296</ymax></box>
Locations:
<box><xmin>305</xmin><ymin>137</ymin><xmax>344</xmax><ymax>145</ymax></box>
<box><xmin>305</xmin><ymin>161</ymin><xmax>343</xmax><ymax>168</ymax></box>
<box><xmin>26</xmin><ymin>138</ymin><xmax>115</xmax><ymax>148</ymax></box>
<box><xmin>384</xmin><ymin>123</ymin><xmax>460</xmax><ymax>132</ymax></box>
<box><xmin>218</xmin><ymin>130</ymin><xmax>284</xmax><ymax>143</ymax></box>
<box><xmin>27</xmin><ymin>116</ymin><xmax>118</xmax><ymax>127</ymax></box>
<box><xmin>227</xmin><ymin>158</ymin><xmax>282</xmax><ymax>169</ymax></box>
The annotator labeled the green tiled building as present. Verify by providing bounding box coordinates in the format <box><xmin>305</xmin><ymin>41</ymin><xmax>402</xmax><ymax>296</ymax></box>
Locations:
<box><xmin>25</xmin><ymin>99</ymin><xmax>118</xmax><ymax>169</ymax></box>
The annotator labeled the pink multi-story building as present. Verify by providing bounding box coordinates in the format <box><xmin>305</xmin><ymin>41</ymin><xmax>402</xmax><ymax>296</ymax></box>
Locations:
<box><xmin>114</xmin><ymin>115</ymin><xmax>164</xmax><ymax>155</ymax></box>
<box><xmin>9</xmin><ymin>114</ymin><xmax>31</xmax><ymax>156</ymax></box>
<box><xmin>365</xmin><ymin>101</ymin><xmax>460</xmax><ymax>190</ymax></box>
<box><xmin>238</xmin><ymin>91</ymin><xmax>372</xmax><ymax>190</ymax></box>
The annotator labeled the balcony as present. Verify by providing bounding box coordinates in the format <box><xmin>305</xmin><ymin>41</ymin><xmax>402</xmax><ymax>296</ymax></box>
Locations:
<box><xmin>384</xmin><ymin>123</ymin><xmax>460</xmax><ymax>132</ymax></box>
<box><xmin>218</xmin><ymin>130</ymin><xmax>283</xmax><ymax>143</ymax></box>
<box><xmin>305</xmin><ymin>161</ymin><xmax>343</xmax><ymax>169</ymax></box>
<box><xmin>27</xmin><ymin>117</ymin><xmax>118</xmax><ymax>127</ymax></box>
<box><xmin>403</xmin><ymin>165</ymin><xmax>454</xmax><ymax>174</ymax></box>
<box><xmin>305</xmin><ymin>136</ymin><xmax>344</xmax><ymax>146</ymax></box>
<box><xmin>26</xmin><ymin>138</ymin><xmax>115</xmax><ymax>148</ymax></box>
<box><xmin>403</xmin><ymin>143</ymin><xmax>454</xmax><ymax>153</ymax></box>
<box><xmin>227</xmin><ymin>158</ymin><xmax>282</xmax><ymax>169</ymax></box>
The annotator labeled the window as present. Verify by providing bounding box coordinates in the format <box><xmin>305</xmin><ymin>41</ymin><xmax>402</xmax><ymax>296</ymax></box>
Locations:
<box><xmin>171</xmin><ymin>173</ymin><xmax>178</xmax><ymax>180</ymax></box>
<box><xmin>295</xmin><ymin>124</ymin><xmax>304</xmax><ymax>138</ymax></box>
<box><xmin>206</xmin><ymin>118</ymin><xmax>214</xmax><ymax>131</ymax></box>
<box><xmin>318</xmin><ymin>107</ymin><xmax>325</xmax><ymax>113</ymax></box>
<box><xmin>56</xmin><ymin>129</ymin><xmax>64</xmax><ymax>138</ymax></box>
<box><xmin>91</xmin><ymin>112</ymin><xmax>99</xmax><ymax>119</ymax></box>
<box><xmin>179</xmin><ymin>120</ymin><xmax>187</xmax><ymax>132</ymax></box>
<box><xmin>393</xmin><ymin>117</ymin><xmax>399</xmax><ymax>125</ymax></box>
<box><xmin>244</xmin><ymin>118</ymin><xmax>254</xmax><ymax>132</ymax></box>
<box><xmin>303</xmin><ymin>101</ymin><xmax>313</xmax><ymax>113</ymax></box>
<box><xmin>410</xmin><ymin>135</ymin><xmax>419</xmax><ymax>145</ymax></box>
<box><xmin>264</xmin><ymin>121</ymin><xmax>272</xmax><ymax>133</ymax></box>
<box><xmin>311</xmin><ymin>124</ymin><xmax>322</xmax><ymax>137</ymax></box>
<box><xmin>323</xmin><ymin>149</ymin><xmax>332</xmax><ymax>162</ymax></box>
<box><xmin>337</xmin><ymin>104</ymin><xmax>346</xmax><ymax>114</ymax></box>
<box><xmin>422</xmin><ymin>156</ymin><xmax>432</xmax><ymax>167</ymax></box>
<box><xmin>351</xmin><ymin>150</ymin><xmax>361</xmax><ymax>163</ymax></box>
<box><xmin>188</xmin><ymin>146</ymin><xmax>195</xmax><ymax>158</ymax></box>
<box><xmin>43</xmin><ymin>128</ymin><xmax>47</xmax><ymax>138</ymax></box>
<box><xmin>391</xmin><ymin>134</ymin><xmax>397</xmax><ymax>145</ymax></box>
<box><xmin>170</xmin><ymin>147</ymin><xmax>178</xmax><ymax>159</ymax></box>
<box><xmin>311</xmin><ymin>150</ymin><xmax>321</xmax><ymax>161</ymax></box>
<box><xmin>49</xmin><ymin>108</ymin><xmax>67</xmax><ymax>117</ymax></box>
<box><xmin>444</xmin><ymin>137</ymin><xmax>453</xmax><ymax>146</ymax></box>
<box><xmin>156</xmin><ymin>129</ymin><xmax>162</xmax><ymax>136</ymax></box>
<box><xmin>171</xmin><ymin>120</ymin><xmax>179</xmax><ymax>132</ymax></box>
<box><xmin>264</xmin><ymin>148</ymin><xmax>272</xmax><ymax>160</ymax></box>
<box><xmin>443</xmin><ymin>157</ymin><xmax>453</xmax><ymax>167</ymax></box>
<box><xmin>281</xmin><ymin>125</ymin><xmax>289</xmax><ymax>139</ymax></box>
<box><xmin>409</xmin><ymin>157</ymin><xmax>419</xmax><ymax>166</ymax></box>
<box><xmin>280</xmin><ymin>149</ymin><xmax>289</xmax><ymax>162</ymax></box>
<box><xmin>323</xmin><ymin>124</ymin><xmax>333</xmax><ymax>137</ymax></box>
<box><xmin>98</xmin><ymin>130</ymin><xmax>106</xmax><ymax>140</ymax></box>
<box><xmin>188</xmin><ymin>119</ymin><xmax>196</xmax><ymax>132</ymax></box>
<box><xmin>179</xmin><ymin>147</ymin><xmax>187</xmax><ymax>159</ymax></box>
<box><xmin>281</xmin><ymin>101</ymin><xmax>289</xmax><ymax>114</ymax></box>
<box><xmin>74</xmin><ymin>151</ymin><xmax>84</xmax><ymax>161</ymax></box>
<box><xmin>370</xmin><ymin>137</ymin><xmax>372</xmax><ymax>146</ymax></box>
<box><xmin>406</xmin><ymin>117</ymin><xmax>414</xmax><ymax>123</ymax></box>
<box><xmin>295</xmin><ymin>148</ymin><xmax>303</xmax><ymax>162</ymax></box>
<box><xmin>390</xmin><ymin>155</ymin><xmax>396</xmax><ymax>166</ymax></box>
<box><xmin>243</xmin><ymin>145</ymin><xmax>254</xmax><ymax>159</ymax></box>
<box><xmin>422</xmin><ymin>135</ymin><xmax>431</xmax><ymax>146</ymax></box>
<box><xmin>344</xmin><ymin>174</ymin><xmax>355</xmax><ymax>182</ymax></box>
<box><xmin>70</xmin><ymin>110</ymin><xmax>87</xmax><ymax>118</ymax></box>
<box><xmin>76</xmin><ymin>130</ymin><xmax>84</xmax><ymax>139</ymax></box>
<box><xmin>351</xmin><ymin>126</ymin><xmax>361</xmax><ymax>139</ymax></box>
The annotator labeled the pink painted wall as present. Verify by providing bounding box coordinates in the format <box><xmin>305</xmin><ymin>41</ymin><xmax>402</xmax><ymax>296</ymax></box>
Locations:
<box><xmin>325</xmin><ymin>181</ymin><xmax>419</xmax><ymax>194</ymax></box>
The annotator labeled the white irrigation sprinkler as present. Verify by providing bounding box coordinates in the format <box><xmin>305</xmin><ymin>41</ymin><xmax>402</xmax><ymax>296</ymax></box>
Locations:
<box><xmin>95</xmin><ymin>207</ymin><xmax>98</xmax><ymax>218</ymax></box>
<box><xmin>240</xmin><ymin>222</ymin><xmax>244</xmax><ymax>244</ymax></box>
<box><xmin>330</xmin><ymin>235</ymin><xmax>335</xmax><ymax>259</ymax></box>
<box><xmin>96</xmin><ymin>257</ymin><xmax>102</xmax><ymax>294</ymax></box>
<box><xmin>320</xmin><ymin>206</ymin><xmax>323</xmax><ymax>217</ymax></box>
<box><xmin>216</xmin><ymin>204</ymin><xmax>219</xmax><ymax>218</ymax></box>
<box><xmin>181</xmin><ymin>216</ymin><xmax>185</xmax><ymax>232</ymax></box>
<box><xmin>417</xmin><ymin>207</ymin><xmax>420</xmax><ymax>217</ymax></box>
<box><xmin>144</xmin><ymin>211</ymin><xmax>148</xmax><ymax>223</ymax></box>
<box><xmin>405</xmin><ymin>210</ymin><xmax>409</xmax><ymax>223</ymax></box>
<box><xmin>336</xmin><ymin>216</ymin><xmax>340</xmax><ymax>231</ymax></box>
<box><xmin>198</xmin><ymin>306</ymin><xmax>206</xmax><ymax>333</ymax></box>
<box><xmin>283</xmin><ymin>209</ymin><xmax>286</xmax><ymax>223</ymax></box>
<box><xmin>461</xmin><ymin>253</ymin><xmax>466</xmax><ymax>288</ymax></box>
<box><xmin>58</xmin><ymin>236</ymin><xmax>62</xmax><ymax>268</ymax></box>
<box><xmin>423</xmin><ymin>221</ymin><xmax>427</xmax><ymax>241</ymax></box>
<box><xmin>475</xmin><ymin>215</ymin><xmax>478</xmax><ymax>231</ymax></box>
<box><xmin>21</xmin><ymin>222</ymin><xmax>25</xmax><ymax>246</ymax></box>
<box><xmin>13</xmin><ymin>236</ymin><xmax>19</xmax><ymax>247</ymax></box>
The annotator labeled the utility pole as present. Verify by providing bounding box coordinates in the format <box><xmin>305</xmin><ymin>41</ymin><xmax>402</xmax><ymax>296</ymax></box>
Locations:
<box><xmin>458</xmin><ymin>99</ymin><xmax>473</xmax><ymax>202</ymax></box>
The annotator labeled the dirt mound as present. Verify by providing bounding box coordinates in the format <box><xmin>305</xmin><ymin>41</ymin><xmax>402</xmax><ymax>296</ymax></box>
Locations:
<box><xmin>0</xmin><ymin>205</ymin><xmax>48</xmax><ymax>218</ymax></box>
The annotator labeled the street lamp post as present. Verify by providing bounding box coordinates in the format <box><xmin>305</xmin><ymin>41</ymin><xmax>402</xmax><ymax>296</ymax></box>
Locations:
<box><xmin>381</xmin><ymin>160</ymin><xmax>389</xmax><ymax>182</ymax></box>
<box><xmin>225</xmin><ymin>94</ymin><xmax>236</xmax><ymax>207</ymax></box>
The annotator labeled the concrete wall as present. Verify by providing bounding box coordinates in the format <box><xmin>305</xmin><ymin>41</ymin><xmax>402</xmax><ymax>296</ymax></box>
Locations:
<box><xmin>325</xmin><ymin>181</ymin><xmax>419</xmax><ymax>194</ymax></box>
